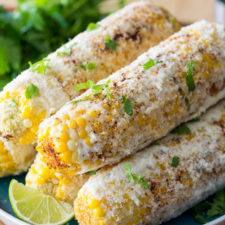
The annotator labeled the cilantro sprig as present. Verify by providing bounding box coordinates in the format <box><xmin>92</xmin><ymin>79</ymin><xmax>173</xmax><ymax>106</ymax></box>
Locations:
<box><xmin>79</xmin><ymin>62</ymin><xmax>96</xmax><ymax>74</ymax></box>
<box><xmin>29</xmin><ymin>59</ymin><xmax>50</xmax><ymax>75</ymax></box>
<box><xmin>186</xmin><ymin>60</ymin><xmax>197</xmax><ymax>92</ymax></box>
<box><xmin>87</xmin><ymin>169</ymin><xmax>99</xmax><ymax>175</ymax></box>
<box><xmin>105</xmin><ymin>36</ymin><xmax>117</xmax><ymax>51</ymax></box>
<box><xmin>57</xmin><ymin>43</ymin><xmax>77</xmax><ymax>56</ymax></box>
<box><xmin>171</xmin><ymin>124</ymin><xmax>191</xmax><ymax>135</ymax></box>
<box><xmin>86</xmin><ymin>22</ymin><xmax>100</xmax><ymax>31</ymax></box>
<box><xmin>193</xmin><ymin>190</ymin><xmax>225</xmax><ymax>224</ymax></box>
<box><xmin>122</xmin><ymin>96</ymin><xmax>133</xmax><ymax>116</ymax></box>
<box><xmin>124</xmin><ymin>163</ymin><xmax>150</xmax><ymax>189</ymax></box>
<box><xmin>25</xmin><ymin>83</ymin><xmax>39</xmax><ymax>99</ymax></box>
<box><xmin>171</xmin><ymin>156</ymin><xmax>180</xmax><ymax>167</ymax></box>
<box><xmin>74</xmin><ymin>79</ymin><xmax>111</xmax><ymax>101</ymax></box>
<box><xmin>143</xmin><ymin>59</ymin><xmax>163</xmax><ymax>70</ymax></box>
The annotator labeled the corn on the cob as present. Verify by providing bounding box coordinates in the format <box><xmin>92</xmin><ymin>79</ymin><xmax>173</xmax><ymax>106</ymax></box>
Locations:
<box><xmin>0</xmin><ymin>1</ymin><xmax>180</xmax><ymax>177</ymax></box>
<box><xmin>74</xmin><ymin>99</ymin><xmax>225</xmax><ymax>225</ymax></box>
<box><xmin>37</xmin><ymin>20</ymin><xmax>225</xmax><ymax>175</ymax></box>
<box><xmin>26</xmin><ymin>153</ymin><xmax>90</xmax><ymax>204</ymax></box>
<box><xmin>0</xmin><ymin>138</ymin><xmax>35</xmax><ymax>177</ymax></box>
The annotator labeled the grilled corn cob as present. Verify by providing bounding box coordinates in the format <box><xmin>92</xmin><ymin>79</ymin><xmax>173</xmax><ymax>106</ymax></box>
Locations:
<box><xmin>37</xmin><ymin>20</ymin><xmax>225</xmax><ymax>175</ymax></box>
<box><xmin>74</xmin><ymin>99</ymin><xmax>225</xmax><ymax>225</ymax></box>
<box><xmin>0</xmin><ymin>1</ymin><xmax>180</xmax><ymax>177</ymax></box>
<box><xmin>26</xmin><ymin>153</ymin><xmax>90</xmax><ymax>204</ymax></box>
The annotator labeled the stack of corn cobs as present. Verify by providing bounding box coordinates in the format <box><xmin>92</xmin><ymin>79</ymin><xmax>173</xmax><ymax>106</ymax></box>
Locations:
<box><xmin>0</xmin><ymin>1</ymin><xmax>225</xmax><ymax>224</ymax></box>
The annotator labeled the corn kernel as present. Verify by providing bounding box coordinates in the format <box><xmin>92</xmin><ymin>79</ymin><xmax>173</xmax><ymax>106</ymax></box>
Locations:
<box><xmin>59</xmin><ymin>131</ymin><xmax>70</xmax><ymax>142</ymax></box>
<box><xmin>85</xmin><ymin>137</ymin><xmax>93</xmax><ymax>146</ymax></box>
<box><xmin>88</xmin><ymin>199</ymin><xmax>100</xmax><ymax>209</ymax></box>
<box><xmin>69</xmin><ymin>120</ymin><xmax>77</xmax><ymax>129</ymax></box>
<box><xmin>76</xmin><ymin>117</ymin><xmax>86</xmax><ymax>128</ymax></box>
<box><xmin>53</xmin><ymin>119</ymin><xmax>60</xmax><ymax>126</ymax></box>
<box><xmin>88</xmin><ymin>111</ymin><xmax>98</xmax><ymax>118</ymax></box>
<box><xmin>61</xmin><ymin>151</ymin><xmax>72</xmax><ymax>162</ymax></box>
<box><xmin>78</xmin><ymin>129</ymin><xmax>87</xmax><ymax>139</ymax></box>
<box><xmin>5</xmin><ymin>91</ymin><xmax>10</xmax><ymax>99</ymax></box>
<box><xmin>62</xmin><ymin>114</ymin><xmax>70</xmax><ymax>120</ymax></box>
<box><xmin>55</xmin><ymin>142</ymin><xmax>68</xmax><ymax>153</ymax></box>
<box><xmin>76</xmin><ymin>109</ymin><xmax>86</xmax><ymax>114</ymax></box>
<box><xmin>22</xmin><ymin>106</ymin><xmax>31</xmax><ymax>119</ymax></box>
<box><xmin>62</xmin><ymin>123</ymin><xmax>69</xmax><ymax>131</ymax></box>
<box><xmin>93</xmin><ymin>207</ymin><xmax>105</xmax><ymax>218</ymax></box>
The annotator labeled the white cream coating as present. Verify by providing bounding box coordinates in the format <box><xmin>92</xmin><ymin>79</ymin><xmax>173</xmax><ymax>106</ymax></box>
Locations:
<box><xmin>39</xmin><ymin>20</ymin><xmax>225</xmax><ymax>174</ymax></box>
<box><xmin>75</xmin><ymin>99</ymin><xmax>225</xmax><ymax>225</ymax></box>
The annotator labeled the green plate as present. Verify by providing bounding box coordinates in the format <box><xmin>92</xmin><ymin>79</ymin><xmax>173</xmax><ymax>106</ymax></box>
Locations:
<box><xmin>0</xmin><ymin>173</ymin><xmax>224</xmax><ymax>225</ymax></box>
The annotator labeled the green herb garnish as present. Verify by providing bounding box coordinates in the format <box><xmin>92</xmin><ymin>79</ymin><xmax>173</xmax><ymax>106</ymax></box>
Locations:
<box><xmin>29</xmin><ymin>59</ymin><xmax>50</xmax><ymax>75</ymax></box>
<box><xmin>122</xmin><ymin>96</ymin><xmax>133</xmax><ymax>116</ymax></box>
<box><xmin>105</xmin><ymin>36</ymin><xmax>117</xmax><ymax>51</ymax></box>
<box><xmin>86</xmin><ymin>22</ymin><xmax>100</xmax><ymax>31</ymax></box>
<box><xmin>74</xmin><ymin>79</ymin><xmax>111</xmax><ymax>100</ymax></box>
<box><xmin>8</xmin><ymin>97</ymin><xmax>17</xmax><ymax>107</ymax></box>
<box><xmin>172</xmin><ymin>124</ymin><xmax>191</xmax><ymax>135</ymax></box>
<box><xmin>87</xmin><ymin>170</ymin><xmax>98</xmax><ymax>175</ymax></box>
<box><xmin>25</xmin><ymin>83</ymin><xmax>39</xmax><ymax>99</ymax></box>
<box><xmin>143</xmin><ymin>59</ymin><xmax>163</xmax><ymax>70</ymax></box>
<box><xmin>79</xmin><ymin>62</ymin><xmax>96</xmax><ymax>74</ymax></box>
<box><xmin>124</xmin><ymin>163</ymin><xmax>150</xmax><ymax>189</ymax></box>
<box><xmin>186</xmin><ymin>60</ymin><xmax>197</xmax><ymax>92</ymax></box>
<box><xmin>193</xmin><ymin>190</ymin><xmax>225</xmax><ymax>224</ymax></box>
<box><xmin>57</xmin><ymin>43</ymin><xmax>77</xmax><ymax>56</ymax></box>
<box><xmin>171</xmin><ymin>156</ymin><xmax>180</xmax><ymax>167</ymax></box>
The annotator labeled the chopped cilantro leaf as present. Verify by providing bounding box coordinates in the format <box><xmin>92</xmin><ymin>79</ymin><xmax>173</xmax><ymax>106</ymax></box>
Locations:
<box><xmin>122</xmin><ymin>96</ymin><xmax>133</xmax><ymax>116</ymax></box>
<box><xmin>124</xmin><ymin>163</ymin><xmax>150</xmax><ymax>189</ymax></box>
<box><xmin>143</xmin><ymin>59</ymin><xmax>163</xmax><ymax>70</ymax></box>
<box><xmin>8</xmin><ymin>97</ymin><xmax>17</xmax><ymax>107</ymax></box>
<box><xmin>105</xmin><ymin>36</ymin><xmax>117</xmax><ymax>51</ymax></box>
<box><xmin>171</xmin><ymin>156</ymin><xmax>180</xmax><ymax>167</ymax></box>
<box><xmin>87</xmin><ymin>169</ymin><xmax>99</xmax><ymax>175</ymax></box>
<box><xmin>86</xmin><ymin>22</ymin><xmax>100</xmax><ymax>31</ymax></box>
<box><xmin>57</xmin><ymin>43</ymin><xmax>77</xmax><ymax>56</ymax></box>
<box><xmin>79</xmin><ymin>62</ymin><xmax>96</xmax><ymax>74</ymax></box>
<box><xmin>186</xmin><ymin>60</ymin><xmax>197</xmax><ymax>92</ymax></box>
<box><xmin>172</xmin><ymin>124</ymin><xmax>191</xmax><ymax>135</ymax></box>
<box><xmin>25</xmin><ymin>83</ymin><xmax>39</xmax><ymax>99</ymax></box>
<box><xmin>29</xmin><ymin>59</ymin><xmax>50</xmax><ymax>75</ymax></box>
<box><xmin>75</xmin><ymin>80</ymin><xmax>94</xmax><ymax>91</ymax></box>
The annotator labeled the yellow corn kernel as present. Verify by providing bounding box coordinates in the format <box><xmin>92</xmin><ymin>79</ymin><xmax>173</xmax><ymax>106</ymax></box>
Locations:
<box><xmin>76</xmin><ymin>109</ymin><xmax>86</xmax><ymax>115</ymax></box>
<box><xmin>53</xmin><ymin>119</ymin><xmax>60</xmax><ymax>126</ymax></box>
<box><xmin>61</xmin><ymin>123</ymin><xmax>69</xmax><ymax>131</ymax></box>
<box><xmin>55</xmin><ymin>142</ymin><xmax>68</xmax><ymax>153</ymax></box>
<box><xmin>38</xmin><ymin>127</ymin><xmax>50</xmax><ymax>140</ymax></box>
<box><xmin>5</xmin><ymin>91</ymin><xmax>10</xmax><ymax>99</ymax></box>
<box><xmin>76</xmin><ymin>117</ymin><xmax>86</xmax><ymax>128</ymax></box>
<box><xmin>88</xmin><ymin>199</ymin><xmax>100</xmax><ymax>209</ymax></box>
<box><xmin>88</xmin><ymin>110</ymin><xmax>98</xmax><ymax>118</ymax></box>
<box><xmin>22</xmin><ymin>106</ymin><xmax>31</xmax><ymax>119</ymax></box>
<box><xmin>78</xmin><ymin>129</ymin><xmax>87</xmax><ymax>139</ymax></box>
<box><xmin>99</xmin><ymin>220</ymin><xmax>105</xmax><ymax>225</ymax></box>
<box><xmin>62</xmin><ymin>114</ymin><xmax>70</xmax><ymax>120</ymax></box>
<box><xmin>59</xmin><ymin>131</ymin><xmax>70</xmax><ymax>142</ymax></box>
<box><xmin>102</xmin><ymin>102</ymin><xmax>110</xmax><ymax>111</ymax></box>
<box><xmin>83</xmin><ymin>160</ymin><xmax>91</xmax><ymax>166</ymax></box>
<box><xmin>61</xmin><ymin>151</ymin><xmax>72</xmax><ymax>162</ymax></box>
<box><xmin>93</xmin><ymin>207</ymin><xmax>105</xmax><ymax>218</ymax></box>
<box><xmin>69</xmin><ymin>120</ymin><xmax>77</xmax><ymax>129</ymax></box>
<box><xmin>85</xmin><ymin>137</ymin><xmax>93</xmax><ymax>146</ymax></box>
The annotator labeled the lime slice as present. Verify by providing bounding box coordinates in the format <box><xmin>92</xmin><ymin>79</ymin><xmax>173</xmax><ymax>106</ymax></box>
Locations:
<box><xmin>9</xmin><ymin>179</ymin><xmax>74</xmax><ymax>225</ymax></box>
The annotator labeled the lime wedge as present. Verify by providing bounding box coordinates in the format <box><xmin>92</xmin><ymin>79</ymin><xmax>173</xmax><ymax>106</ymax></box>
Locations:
<box><xmin>9</xmin><ymin>179</ymin><xmax>74</xmax><ymax>225</ymax></box>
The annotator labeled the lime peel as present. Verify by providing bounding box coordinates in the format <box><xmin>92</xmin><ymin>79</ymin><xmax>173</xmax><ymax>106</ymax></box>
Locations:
<box><xmin>9</xmin><ymin>179</ymin><xmax>74</xmax><ymax>225</ymax></box>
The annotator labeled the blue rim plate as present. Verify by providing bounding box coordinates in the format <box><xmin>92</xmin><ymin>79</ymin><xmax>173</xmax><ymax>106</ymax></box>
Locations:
<box><xmin>0</xmin><ymin>173</ymin><xmax>225</xmax><ymax>225</ymax></box>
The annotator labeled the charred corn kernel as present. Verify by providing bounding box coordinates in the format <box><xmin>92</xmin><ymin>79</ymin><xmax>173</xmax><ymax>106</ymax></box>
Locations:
<box><xmin>85</xmin><ymin>137</ymin><xmax>93</xmax><ymax>146</ymax></box>
<box><xmin>78</xmin><ymin>129</ymin><xmax>87</xmax><ymax>139</ymax></box>
<box><xmin>37</xmin><ymin>21</ymin><xmax>225</xmax><ymax>176</ymax></box>
<box><xmin>62</xmin><ymin>114</ymin><xmax>69</xmax><ymax>120</ymax></box>
<box><xmin>74</xmin><ymin>99</ymin><xmax>225</xmax><ymax>225</ymax></box>
<box><xmin>22</xmin><ymin>106</ymin><xmax>31</xmax><ymax>119</ymax></box>
<box><xmin>76</xmin><ymin>117</ymin><xmax>86</xmax><ymax>128</ymax></box>
<box><xmin>88</xmin><ymin>111</ymin><xmax>98</xmax><ymax>118</ymax></box>
<box><xmin>69</xmin><ymin>120</ymin><xmax>77</xmax><ymax>129</ymax></box>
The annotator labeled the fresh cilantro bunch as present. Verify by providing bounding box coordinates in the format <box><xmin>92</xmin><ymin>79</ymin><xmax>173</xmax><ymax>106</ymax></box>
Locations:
<box><xmin>0</xmin><ymin>0</ymin><xmax>104</xmax><ymax>90</ymax></box>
